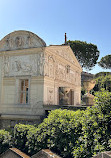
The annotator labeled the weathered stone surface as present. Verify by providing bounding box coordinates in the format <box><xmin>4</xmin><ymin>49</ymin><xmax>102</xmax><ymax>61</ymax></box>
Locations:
<box><xmin>0</xmin><ymin>30</ymin><xmax>82</xmax><ymax>128</ymax></box>
<box><xmin>0</xmin><ymin>30</ymin><xmax>46</xmax><ymax>51</ymax></box>
<box><xmin>3</xmin><ymin>53</ymin><xmax>45</xmax><ymax>77</ymax></box>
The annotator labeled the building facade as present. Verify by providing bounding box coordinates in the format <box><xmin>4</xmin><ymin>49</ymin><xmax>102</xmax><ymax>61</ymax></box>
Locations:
<box><xmin>0</xmin><ymin>30</ymin><xmax>82</xmax><ymax>128</ymax></box>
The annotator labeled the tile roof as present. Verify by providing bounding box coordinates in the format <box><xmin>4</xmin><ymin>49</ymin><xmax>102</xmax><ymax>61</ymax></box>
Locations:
<box><xmin>10</xmin><ymin>148</ymin><xmax>30</xmax><ymax>158</ymax></box>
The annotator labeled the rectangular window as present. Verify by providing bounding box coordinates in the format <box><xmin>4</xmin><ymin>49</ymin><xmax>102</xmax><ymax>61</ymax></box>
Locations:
<box><xmin>20</xmin><ymin>79</ymin><xmax>29</xmax><ymax>104</ymax></box>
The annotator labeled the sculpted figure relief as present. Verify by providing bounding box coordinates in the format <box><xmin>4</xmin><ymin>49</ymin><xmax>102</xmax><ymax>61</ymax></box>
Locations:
<box><xmin>14</xmin><ymin>60</ymin><xmax>32</xmax><ymax>72</ymax></box>
<box><xmin>6</xmin><ymin>38</ymin><xmax>10</xmax><ymax>47</ymax></box>
<box><xmin>44</xmin><ymin>56</ymin><xmax>49</xmax><ymax>76</ymax></box>
<box><xmin>14</xmin><ymin>60</ymin><xmax>21</xmax><ymax>71</ymax></box>
<box><xmin>55</xmin><ymin>49</ymin><xmax>75</xmax><ymax>64</ymax></box>
<box><xmin>48</xmin><ymin>56</ymin><xmax>54</xmax><ymax>78</ymax></box>
<box><xmin>15</xmin><ymin>36</ymin><xmax>24</xmax><ymax>47</ymax></box>
<box><xmin>26</xmin><ymin>34</ymin><xmax>34</xmax><ymax>47</ymax></box>
<box><xmin>5</xmin><ymin>38</ymin><xmax>14</xmax><ymax>49</ymax></box>
<box><xmin>4</xmin><ymin>56</ymin><xmax>9</xmax><ymax>75</ymax></box>
<box><xmin>47</xmin><ymin>88</ymin><xmax>54</xmax><ymax>104</ymax></box>
<box><xmin>37</xmin><ymin>53</ymin><xmax>45</xmax><ymax>76</ymax></box>
<box><xmin>5</xmin><ymin>55</ymin><xmax>38</xmax><ymax>76</ymax></box>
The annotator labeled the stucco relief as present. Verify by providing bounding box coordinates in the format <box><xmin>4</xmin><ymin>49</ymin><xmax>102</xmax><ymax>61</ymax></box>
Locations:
<box><xmin>6</xmin><ymin>37</ymin><xmax>14</xmax><ymax>48</ymax></box>
<box><xmin>4</xmin><ymin>56</ymin><xmax>10</xmax><ymax>75</ymax></box>
<box><xmin>56</xmin><ymin>63</ymin><xmax>66</xmax><ymax>80</ymax></box>
<box><xmin>48</xmin><ymin>56</ymin><xmax>54</xmax><ymax>78</ymax></box>
<box><xmin>54</xmin><ymin>48</ymin><xmax>75</xmax><ymax>64</ymax></box>
<box><xmin>54</xmin><ymin>61</ymin><xmax>75</xmax><ymax>84</ymax></box>
<box><xmin>37</xmin><ymin>53</ymin><xmax>45</xmax><ymax>76</ymax></box>
<box><xmin>47</xmin><ymin>88</ymin><xmax>54</xmax><ymax>104</ymax></box>
<box><xmin>12</xmin><ymin>60</ymin><xmax>32</xmax><ymax>73</ymax></box>
<box><xmin>44</xmin><ymin>54</ymin><xmax>55</xmax><ymax>78</ymax></box>
<box><xmin>44</xmin><ymin>55</ymin><xmax>49</xmax><ymax>76</ymax></box>
<box><xmin>15</xmin><ymin>36</ymin><xmax>24</xmax><ymax>47</ymax></box>
<box><xmin>0</xmin><ymin>31</ymin><xmax>46</xmax><ymax>51</ymax></box>
<box><xmin>3</xmin><ymin>54</ymin><xmax>43</xmax><ymax>76</ymax></box>
<box><xmin>5</xmin><ymin>36</ymin><xmax>25</xmax><ymax>50</ymax></box>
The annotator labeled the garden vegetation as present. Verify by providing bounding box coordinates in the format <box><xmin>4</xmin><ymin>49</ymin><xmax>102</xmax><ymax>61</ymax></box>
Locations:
<box><xmin>0</xmin><ymin>89</ymin><xmax>111</xmax><ymax>157</ymax></box>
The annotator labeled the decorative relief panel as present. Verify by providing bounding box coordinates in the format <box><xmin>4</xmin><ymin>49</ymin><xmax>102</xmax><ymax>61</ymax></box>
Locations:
<box><xmin>44</xmin><ymin>54</ymin><xmax>54</xmax><ymax>78</ymax></box>
<box><xmin>44</xmin><ymin>53</ymin><xmax>76</xmax><ymax>84</ymax></box>
<box><xmin>55</xmin><ymin>62</ymin><xmax>75</xmax><ymax>84</ymax></box>
<box><xmin>4</xmin><ymin>55</ymin><xmax>10</xmax><ymax>76</ymax></box>
<box><xmin>54</xmin><ymin>48</ymin><xmax>75</xmax><ymax>64</ymax></box>
<box><xmin>0</xmin><ymin>31</ymin><xmax>46</xmax><ymax>51</ymax></box>
<box><xmin>47</xmin><ymin>88</ymin><xmax>54</xmax><ymax>104</ymax></box>
<box><xmin>3</xmin><ymin>53</ymin><xmax>45</xmax><ymax>77</ymax></box>
<box><xmin>48</xmin><ymin>56</ymin><xmax>54</xmax><ymax>78</ymax></box>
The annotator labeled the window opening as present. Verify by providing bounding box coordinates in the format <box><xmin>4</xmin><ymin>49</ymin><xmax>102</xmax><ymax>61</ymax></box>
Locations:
<box><xmin>20</xmin><ymin>79</ymin><xmax>29</xmax><ymax>104</ymax></box>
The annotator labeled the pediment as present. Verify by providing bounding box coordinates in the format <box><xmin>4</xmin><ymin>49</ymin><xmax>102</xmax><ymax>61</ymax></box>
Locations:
<box><xmin>46</xmin><ymin>45</ymin><xmax>82</xmax><ymax>71</ymax></box>
<box><xmin>0</xmin><ymin>30</ymin><xmax>46</xmax><ymax>51</ymax></box>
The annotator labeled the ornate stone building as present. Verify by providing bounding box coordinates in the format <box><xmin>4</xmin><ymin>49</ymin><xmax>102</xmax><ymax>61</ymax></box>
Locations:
<box><xmin>0</xmin><ymin>30</ymin><xmax>82</xmax><ymax>128</ymax></box>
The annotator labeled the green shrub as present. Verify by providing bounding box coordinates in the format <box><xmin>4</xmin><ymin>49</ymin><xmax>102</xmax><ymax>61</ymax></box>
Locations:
<box><xmin>10</xmin><ymin>90</ymin><xmax>111</xmax><ymax>158</ymax></box>
<box><xmin>14</xmin><ymin>124</ymin><xmax>35</xmax><ymax>154</ymax></box>
<box><xmin>0</xmin><ymin>129</ymin><xmax>11</xmax><ymax>154</ymax></box>
<box><xmin>94</xmin><ymin>88</ymin><xmax>111</xmax><ymax>114</ymax></box>
<box><xmin>72</xmin><ymin>89</ymin><xmax>111</xmax><ymax>158</ymax></box>
<box><xmin>27</xmin><ymin>109</ymin><xmax>84</xmax><ymax>157</ymax></box>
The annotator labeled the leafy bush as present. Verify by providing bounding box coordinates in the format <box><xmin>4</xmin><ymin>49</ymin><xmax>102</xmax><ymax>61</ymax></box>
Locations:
<box><xmin>0</xmin><ymin>129</ymin><xmax>11</xmax><ymax>154</ymax></box>
<box><xmin>72</xmin><ymin>89</ymin><xmax>111</xmax><ymax>158</ymax></box>
<box><xmin>15</xmin><ymin>90</ymin><xmax>111</xmax><ymax>157</ymax></box>
<box><xmin>94</xmin><ymin>88</ymin><xmax>111</xmax><ymax>114</ymax></box>
<box><xmin>0</xmin><ymin>89</ymin><xmax>110</xmax><ymax>157</ymax></box>
<box><xmin>27</xmin><ymin>109</ymin><xmax>84</xmax><ymax>157</ymax></box>
<box><xmin>14</xmin><ymin>124</ymin><xmax>35</xmax><ymax>154</ymax></box>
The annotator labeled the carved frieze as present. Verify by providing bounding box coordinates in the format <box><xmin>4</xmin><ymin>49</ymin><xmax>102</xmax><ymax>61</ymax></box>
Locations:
<box><xmin>37</xmin><ymin>53</ymin><xmax>45</xmax><ymax>76</ymax></box>
<box><xmin>54</xmin><ymin>48</ymin><xmax>75</xmax><ymax>64</ymax></box>
<box><xmin>54</xmin><ymin>61</ymin><xmax>75</xmax><ymax>84</ymax></box>
<box><xmin>4</xmin><ymin>55</ymin><xmax>10</xmax><ymax>75</ymax></box>
<box><xmin>0</xmin><ymin>31</ymin><xmax>46</xmax><ymax>51</ymax></box>
<box><xmin>48</xmin><ymin>56</ymin><xmax>54</xmax><ymax>78</ymax></box>
<box><xmin>44</xmin><ymin>54</ymin><xmax>55</xmax><ymax>78</ymax></box>
<box><xmin>47</xmin><ymin>88</ymin><xmax>54</xmax><ymax>104</ymax></box>
<box><xmin>3</xmin><ymin>53</ymin><xmax>45</xmax><ymax>77</ymax></box>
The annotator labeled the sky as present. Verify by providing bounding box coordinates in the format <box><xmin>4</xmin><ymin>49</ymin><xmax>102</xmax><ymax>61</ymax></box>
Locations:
<box><xmin>0</xmin><ymin>0</ymin><xmax>111</xmax><ymax>74</ymax></box>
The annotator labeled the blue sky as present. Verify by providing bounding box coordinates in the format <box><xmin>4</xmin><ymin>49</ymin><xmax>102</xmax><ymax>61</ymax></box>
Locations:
<box><xmin>0</xmin><ymin>0</ymin><xmax>111</xmax><ymax>74</ymax></box>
